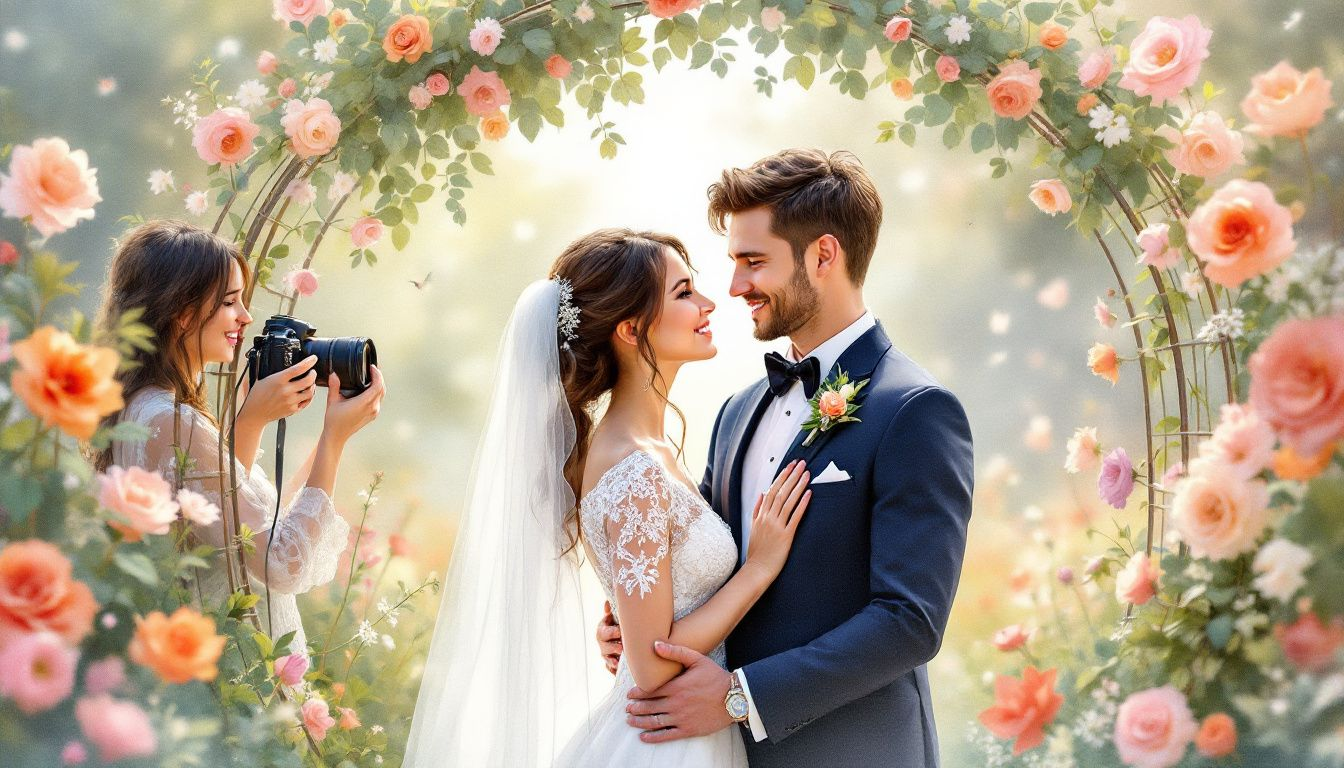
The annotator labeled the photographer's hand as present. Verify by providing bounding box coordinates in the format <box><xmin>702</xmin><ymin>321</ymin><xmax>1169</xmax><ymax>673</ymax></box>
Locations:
<box><xmin>233</xmin><ymin>355</ymin><xmax>319</xmax><ymax>470</ymax></box>
<box><xmin>305</xmin><ymin>365</ymin><xmax>386</xmax><ymax>495</ymax></box>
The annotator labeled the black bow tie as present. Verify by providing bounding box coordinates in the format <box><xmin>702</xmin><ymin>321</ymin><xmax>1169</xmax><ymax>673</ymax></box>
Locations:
<box><xmin>764</xmin><ymin>352</ymin><xmax>821</xmax><ymax>399</ymax></box>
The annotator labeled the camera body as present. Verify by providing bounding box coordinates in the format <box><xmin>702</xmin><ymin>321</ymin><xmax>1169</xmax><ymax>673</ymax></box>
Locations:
<box><xmin>247</xmin><ymin>315</ymin><xmax>377</xmax><ymax>399</ymax></box>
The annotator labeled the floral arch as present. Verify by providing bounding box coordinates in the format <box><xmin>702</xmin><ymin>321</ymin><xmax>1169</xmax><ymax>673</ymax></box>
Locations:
<box><xmin>0</xmin><ymin>0</ymin><xmax>1339</xmax><ymax>765</ymax></box>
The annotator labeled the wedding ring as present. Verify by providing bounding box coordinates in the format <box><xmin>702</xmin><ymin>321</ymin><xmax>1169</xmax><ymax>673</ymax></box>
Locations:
<box><xmin>655</xmin><ymin>714</ymin><xmax>664</xmax><ymax>728</ymax></box>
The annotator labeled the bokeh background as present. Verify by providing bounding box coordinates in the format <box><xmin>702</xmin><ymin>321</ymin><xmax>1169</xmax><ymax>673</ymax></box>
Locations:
<box><xmin>2</xmin><ymin>0</ymin><xmax>1341</xmax><ymax>763</ymax></box>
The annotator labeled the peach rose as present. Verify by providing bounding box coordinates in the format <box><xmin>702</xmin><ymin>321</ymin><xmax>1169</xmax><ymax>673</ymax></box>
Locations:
<box><xmin>329</xmin><ymin>8</ymin><xmax>350</xmax><ymax>28</ymax></box>
<box><xmin>350</xmin><ymin>216</ymin><xmax>384</xmax><ymax>248</ymax></box>
<box><xmin>191</xmin><ymin>107</ymin><xmax>260</xmax><ymax>167</ymax></box>
<box><xmin>1199</xmin><ymin>403</ymin><xmax>1275</xmax><ymax>480</ymax></box>
<box><xmin>256</xmin><ymin>51</ymin><xmax>278</xmax><ymax>76</ymax></box>
<box><xmin>175</xmin><ymin>489</ymin><xmax>220</xmax><ymax>527</ymax></box>
<box><xmin>1195</xmin><ymin>713</ymin><xmax>1237</xmax><ymax>758</ymax></box>
<box><xmin>1118</xmin><ymin>15</ymin><xmax>1212</xmax><ymax>104</ymax></box>
<box><xmin>935</xmin><ymin>54</ymin><xmax>960</xmax><ymax>83</ymax></box>
<box><xmin>545</xmin><ymin>54</ymin><xmax>572</xmax><ymax>79</ymax></box>
<box><xmin>98</xmin><ymin>465</ymin><xmax>179</xmax><ymax>541</ymax></box>
<box><xmin>425</xmin><ymin>72</ymin><xmax>452</xmax><ymax>97</ymax></box>
<box><xmin>1115</xmin><ymin>551</ymin><xmax>1158</xmax><ymax>606</ymax></box>
<box><xmin>1113</xmin><ymin>686</ymin><xmax>1198</xmax><ymax>768</ymax></box>
<box><xmin>1171</xmin><ymin>461</ymin><xmax>1269</xmax><ymax>560</ymax></box>
<box><xmin>382</xmin><ymin>14</ymin><xmax>432</xmax><ymax>64</ymax></box>
<box><xmin>338</xmin><ymin>706</ymin><xmax>361</xmax><ymax>729</ymax></box>
<box><xmin>884</xmin><ymin>16</ymin><xmax>912</xmax><ymax>43</ymax></box>
<box><xmin>647</xmin><ymin>0</ymin><xmax>702</xmax><ymax>19</ymax></box>
<box><xmin>1157</xmin><ymin>111</ymin><xmax>1245</xmax><ymax>178</ymax></box>
<box><xmin>978</xmin><ymin>666</ymin><xmax>1064</xmax><ymax>755</ymax></box>
<box><xmin>1241</xmin><ymin>61</ymin><xmax>1335</xmax><ymax>138</ymax></box>
<box><xmin>1078</xmin><ymin>48</ymin><xmax>1113</xmax><ymax>89</ymax></box>
<box><xmin>1077</xmin><ymin>93</ymin><xmax>1100</xmax><ymax>115</ymax></box>
<box><xmin>1272</xmin><ymin>441</ymin><xmax>1336</xmax><ymax>481</ymax></box>
<box><xmin>1187</xmin><ymin>179</ymin><xmax>1295</xmax><ymax>289</ymax></box>
<box><xmin>818</xmin><ymin>390</ymin><xmax>847</xmax><ymax>419</ymax></box>
<box><xmin>1038</xmin><ymin>22</ymin><xmax>1067</xmax><ymax>50</ymax></box>
<box><xmin>481</xmin><ymin>111</ymin><xmax>510</xmax><ymax>141</ymax></box>
<box><xmin>1028</xmin><ymin>179</ymin><xmax>1071</xmax><ymax>216</ymax></box>
<box><xmin>76</xmin><ymin>695</ymin><xmax>156</xmax><ymax>762</ymax></box>
<box><xmin>303</xmin><ymin>697</ymin><xmax>337</xmax><ymax>742</ymax></box>
<box><xmin>1249</xmin><ymin>315</ymin><xmax>1344</xmax><ymax>456</ymax></box>
<box><xmin>278</xmin><ymin>77</ymin><xmax>297</xmax><ymax>99</ymax></box>
<box><xmin>1064</xmin><ymin>426</ymin><xmax>1101</xmax><ymax>474</ymax></box>
<box><xmin>272</xmin><ymin>0</ymin><xmax>330</xmax><ymax>26</ymax></box>
<box><xmin>1087</xmin><ymin>342</ymin><xmax>1119</xmax><ymax>385</ymax></box>
<box><xmin>1276</xmin><ymin>612</ymin><xmax>1344</xmax><ymax>672</ymax></box>
<box><xmin>280</xmin><ymin>97</ymin><xmax>341</xmax><ymax>158</ymax></box>
<box><xmin>1094</xmin><ymin>298</ymin><xmax>1116</xmax><ymax>329</ymax></box>
<box><xmin>987</xmin><ymin>60</ymin><xmax>1043</xmax><ymax>120</ymax></box>
<box><xmin>759</xmin><ymin>6</ymin><xmax>785</xmax><ymax>33</ymax></box>
<box><xmin>408</xmin><ymin>84</ymin><xmax>432</xmax><ymax>111</ymax></box>
<box><xmin>1136</xmin><ymin>223</ymin><xmax>1181</xmax><ymax>269</ymax></box>
<box><xmin>0</xmin><ymin>631</ymin><xmax>78</xmax><ymax>714</ymax></box>
<box><xmin>11</xmin><ymin>326</ymin><xmax>123</xmax><ymax>440</ymax></box>
<box><xmin>0</xmin><ymin>137</ymin><xmax>102</xmax><ymax>238</ymax></box>
<box><xmin>0</xmin><ymin>540</ymin><xmax>97</xmax><ymax>648</ymax></box>
<box><xmin>992</xmin><ymin>624</ymin><xmax>1030</xmax><ymax>651</ymax></box>
<box><xmin>459</xmin><ymin>66</ymin><xmax>512</xmax><ymax>117</ymax></box>
<box><xmin>890</xmin><ymin>77</ymin><xmax>914</xmax><ymax>100</ymax></box>
<box><xmin>129</xmin><ymin>607</ymin><xmax>226</xmax><ymax>684</ymax></box>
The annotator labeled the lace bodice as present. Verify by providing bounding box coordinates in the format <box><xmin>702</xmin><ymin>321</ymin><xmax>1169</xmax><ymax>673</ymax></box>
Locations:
<box><xmin>579</xmin><ymin>451</ymin><xmax>738</xmax><ymax>666</ymax></box>
<box><xmin>111</xmin><ymin>387</ymin><xmax>349</xmax><ymax>652</ymax></box>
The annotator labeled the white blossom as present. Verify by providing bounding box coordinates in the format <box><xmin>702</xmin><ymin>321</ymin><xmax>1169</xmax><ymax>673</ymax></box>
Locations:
<box><xmin>313</xmin><ymin>37</ymin><xmax>339</xmax><ymax>64</ymax></box>
<box><xmin>328</xmin><ymin>171</ymin><xmax>357</xmax><ymax>201</ymax></box>
<box><xmin>148</xmin><ymin>169</ymin><xmax>175</xmax><ymax>195</ymax></box>
<box><xmin>235</xmin><ymin>79</ymin><xmax>268</xmax><ymax>109</ymax></box>
<box><xmin>356</xmin><ymin>620</ymin><xmax>378</xmax><ymax>645</ymax></box>
<box><xmin>945</xmin><ymin>15</ymin><xmax>972</xmax><ymax>44</ymax></box>
<box><xmin>1253</xmin><ymin>539</ymin><xmax>1314</xmax><ymax>602</ymax></box>
<box><xmin>185</xmin><ymin>191</ymin><xmax>209</xmax><ymax>216</ymax></box>
<box><xmin>1196</xmin><ymin>308</ymin><xmax>1246</xmax><ymax>343</ymax></box>
<box><xmin>573</xmin><ymin>1</ymin><xmax>595</xmax><ymax>23</ymax></box>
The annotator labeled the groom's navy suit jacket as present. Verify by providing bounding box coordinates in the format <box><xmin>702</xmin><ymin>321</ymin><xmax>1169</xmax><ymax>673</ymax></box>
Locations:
<box><xmin>699</xmin><ymin>322</ymin><xmax>973</xmax><ymax>768</ymax></box>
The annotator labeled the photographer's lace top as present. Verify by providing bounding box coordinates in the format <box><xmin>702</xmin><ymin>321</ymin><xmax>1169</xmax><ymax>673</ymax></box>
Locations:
<box><xmin>113</xmin><ymin>386</ymin><xmax>350</xmax><ymax>653</ymax></box>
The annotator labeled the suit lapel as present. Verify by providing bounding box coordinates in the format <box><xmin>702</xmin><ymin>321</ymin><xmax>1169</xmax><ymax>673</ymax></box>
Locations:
<box><xmin>722</xmin><ymin>380</ymin><xmax>773</xmax><ymax>546</ymax></box>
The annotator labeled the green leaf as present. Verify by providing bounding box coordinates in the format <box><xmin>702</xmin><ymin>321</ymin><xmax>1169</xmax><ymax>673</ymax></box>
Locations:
<box><xmin>970</xmin><ymin>123</ymin><xmax>994</xmax><ymax>153</ymax></box>
<box><xmin>1024</xmin><ymin>2</ymin><xmax>1057</xmax><ymax>23</ymax></box>
<box><xmin>783</xmin><ymin>55</ymin><xmax>815</xmax><ymax>89</ymax></box>
<box><xmin>942</xmin><ymin>122</ymin><xmax>963</xmax><ymax>149</ymax></box>
<box><xmin>898</xmin><ymin>123</ymin><xmax>916</xmax><ymax>147</ymax></box>
<box><xmin>469</xmin><ymin>153</ymin><xmax>494</xmax><ymax>175</ymax></box>
<box><xmin>922</xmin><ymin>93</ymin><xmax>953</xmax><ymax>126</ymax></box>
<box><xmin>0</xmin><ymin>418</ymin><xmax>38</xmax><ymax>451</ymax></box>
<box><xmin>392</xmin><ymin>223</ymin><xmax>411</xmax><ymax>251</ymax></box>
<box><xmin>1206</xmin><ymin>614</ymin><xmax>1234</xmax><ymax>649</ymax></box>
<box><xmin>113</xmin><ymin>551</ymin><xmax>160</xmax><ymax>587</ymax></box>
<box><xmin>522</xmin><ymin>28</ymin><xmax>554</xmax><ymax>58</ymax></box>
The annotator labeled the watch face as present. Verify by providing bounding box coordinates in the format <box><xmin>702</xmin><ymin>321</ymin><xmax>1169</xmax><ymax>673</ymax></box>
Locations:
<box><xmin>727</xmin><ymin>693</ymin><xmax>749</xmax><ymax>720</ymax></box>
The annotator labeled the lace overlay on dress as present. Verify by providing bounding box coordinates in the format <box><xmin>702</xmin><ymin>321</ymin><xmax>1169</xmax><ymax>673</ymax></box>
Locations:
<box><xmin>111</xmin><ymin>387</ymin><xmax>349</xmax><ymax>651</ymax></box>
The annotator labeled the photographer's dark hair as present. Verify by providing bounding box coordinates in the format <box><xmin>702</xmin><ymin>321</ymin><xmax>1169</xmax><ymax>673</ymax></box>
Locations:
<box><xmin>707</xmin><ymin>148</ymin><xmax>883</xmax><ymax>286</ymax></box>
<box><xmin>549</xmin><ymin>228</ymin><xmax>692</xmax><ymax>553</ymax></box>
<box><xmin>92</xmin><ymin>219</ymin><xmax>248</xmax><ymax>472</ymax></box>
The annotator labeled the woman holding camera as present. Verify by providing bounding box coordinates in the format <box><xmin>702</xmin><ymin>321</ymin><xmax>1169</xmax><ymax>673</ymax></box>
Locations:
<box><xmin>93</xmin><ymin>219</ymin><xmax>386</xmax><ymax>653</ymax></box>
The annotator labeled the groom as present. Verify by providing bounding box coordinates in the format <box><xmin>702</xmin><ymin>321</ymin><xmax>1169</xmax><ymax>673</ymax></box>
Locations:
<box><xmin>598</xmin><ymin>149</ymin><xmax>974</xmax><ymax>767</ymax></box>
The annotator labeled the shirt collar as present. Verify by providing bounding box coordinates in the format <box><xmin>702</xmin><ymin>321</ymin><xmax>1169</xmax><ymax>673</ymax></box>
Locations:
<box><xmin>786</xmin><ymin>310</ymin><xmax>876</xmax><ymax>374</ymax></box>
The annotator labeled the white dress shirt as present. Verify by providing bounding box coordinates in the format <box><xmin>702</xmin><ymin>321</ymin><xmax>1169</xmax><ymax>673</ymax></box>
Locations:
<box><xmin>733</xmin><ymin>310</ymin><xmax>876</xmax><ymax>742</ymax></box>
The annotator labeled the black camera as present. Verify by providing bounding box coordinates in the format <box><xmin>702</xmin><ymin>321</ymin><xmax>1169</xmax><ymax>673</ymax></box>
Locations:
<box><xmin>247</xmin><ymin>315</ymin><xmax>377</xmax><ymax>398</ymax></box>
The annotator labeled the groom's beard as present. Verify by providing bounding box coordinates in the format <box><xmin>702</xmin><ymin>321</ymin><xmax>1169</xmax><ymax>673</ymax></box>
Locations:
<box><xmin>751</xmin><ymin>263</ymin><xmax>820</xmax><ymax>342</ymax></box>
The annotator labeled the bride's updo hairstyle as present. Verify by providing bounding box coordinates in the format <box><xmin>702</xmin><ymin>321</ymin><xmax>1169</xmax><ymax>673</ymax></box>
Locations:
<box><xmin>549</xmin><ymin>228</ymin><xmax>693</xmax><ymax>548</ymax></box>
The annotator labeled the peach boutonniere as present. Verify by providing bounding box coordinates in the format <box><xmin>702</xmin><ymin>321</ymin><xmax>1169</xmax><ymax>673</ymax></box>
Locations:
<box><xmin>801</xmin><ymin>369</ymin><xmax>869</xmax><ymax>446</ymax></box>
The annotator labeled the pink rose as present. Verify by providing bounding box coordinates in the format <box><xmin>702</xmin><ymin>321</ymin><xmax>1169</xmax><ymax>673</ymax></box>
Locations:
<box><xmin>884</xmin><ymin>16</ymin><xmax>912</xmax><ymax>43</ymax></box>
<box><xmin>1094</xmin><ymin>298</ymin><xmax>1116</xmax><ymax>329</ymax></box>
<box><xmin>280</xmin><ymin>97</ymin><xmax>342</xmax><ymax>158</ymax></box>
<box><xmin>0</xmin><ymin>137</ymin><xmax>102</xmax><ymax>238</ymax></box>
<box><xmin>338</xmin><ymin>706</ymin><xmax>361</xmax><ymax>729</ymax></box>
<box><xmin>469</xmin><ymin>18</ymin><xmax>505</xmax><ymax>56</ymax></box>
<box><xmin>1028</xmin><ymin>178</ymin><xmax>1071</xmax><ymax>215</ymax></box>
<box><xmin>408</xmin><ymin>84</ymin><xmax>432</xmax><ymax>111</ymax></box>
<box><xmin>278</xmin><ymin>77</ymin><xmax>297</xmax><ymax>99</ymax></box>
<box><xmin>1157</xmin><ymin>111</ymin><xmax>1245</xmax><ymax>178</ymax></box>
<box><xmin>98</xmin><ymin>465</ymin><xmax>179</xmax><ymax>541</ymax></box>
<box><xmin>1118</xmin><ymin>15</ymin><xmax>1212</xmax><ymax>104</ymax></box>
<box><xmin>545</xmin><ymin>54</ymin><xmax>572</xmax><ymax>79</ymax></box>
<box><xmin>283</xmin><ymin>267</ymin><xmax>320</xmax><ymax>298</ymax></box>
<box><xmin>175</xmin><ymin>489</ymin><xmax>220</xmax><ymax>527</ymax></box>
<box><xmin>1136</xmin><ymin>223</ymin><xmax>1181</xmax><ymax>269</ymax></box>
<box><xmin>1115</xmin><ymin>552</ymin><xmax>1159</xmax><ymax>606</ymax></box>
<box><xmin>1078</xmin><ymin>48</ymin><xmax>1113</xmax><ymax>89</ymax></box>
<box><xmin>274</xmin><ymin>652</ymin><xmax>309</xmax><ymax>686</ymax></box>
<box><xmin>1113</xmin><ymin>686</ymin><xmax>1198</xmax><ymax>768</ymax></box>
<box><xmin>935</xmin><ymin>54</ymin><xmax>961</xmax><ymax>83</ymax></box>
<box><xmin>1172</xmin><ymin>460</ymin><xmax>1269</xmax><ymax>560</ymax></box>
<box><xmin>1249</xmin><ymin>315</ymin><xmax>1344</xmax><ymax>456</ymax></box>
<box><xmin>302</xmin><ymin>697</ymin><xmax>337</xmax><ymax>742</ymax></box>
<box><xmin>60</xmin><ymin>741</ymin><xmax>87</xmax><ymax>766</ymax></box>
<box><xmin>75</xmin><ymin>695</ymin><xmax>157</xmax><ymax>763</ymax></box>
<box><xmin>1098</xmin><ymin>446</ymin><xmax>1134</xmax><ymax>509</ymax></box>
<box><xmin>760</xmin><ymin>6</ymin><xmax>786</xmax><ymax>33</ymax></box>
<box><xmin>1276</xmin><ymin>612</ymin><xmax>1344</xmax><ymax>673</ymax></box>
<box><xmin>992</xmin><ymin>624</ymin><xmax>1030</xmax><ymax>651</ymax></box>
<box><xmin>1064</xmin><ymin>426</ymin><xmax>1101</xmax><ymax>474</ymax></box>
<box><xmin>459</xmin><ymin>66</ymin><xmax>512</xmax><ymax>117</ymax></box>
<box><xmin>191</xmin><ymin>107</ymin><xmax>259</xmax><ymax>167</ymax></box>
<box><xmin>0</xmin><ymin>240</ymin><xmax>17</xmax><ymax>265</ymax></box>
<box><xmin>646</xmin><ymin>0</ymin><xmax>702</xmax><ymax>19</ymax></box>
<box><xmin>272</xmin><ymin>0</ymin><xmax>331</xmax><ymax>26</ymax></box>
<box><xmin>1241</xmin><ymin>61</ymin><xmax>1335</xmax><ymax>137</ymax></box>
<box><xmin>83</xmin><ymin>656</ymin><xmax>127</xmax><ymax>696</ymax></box>
<box><xmin>1199</xmin><ymin>403</ymin><xmax>1275</xmax><ymax>480</ymax></box>
<box><xmin>0</xmin><ymin>631</ymin><xmax>78</xmax><ymax>714</ymax></box>
<box><xmin>986</xmin><ymin>60</ymin><xmax>1043</xmax><ymax>120</ymax></box>
<box><xmin>818</xmin><ymin>390</ymin><xmax>846</xmax><ymax>419</ymax></box>
<box><xmin>1187</xmin><ymin>179</ymin><xmax>1294</xmax><ymax>289</ymax></box>
<box><xmin>425</xmin><ymin>72</ymin><xmax>452</xmax><ymax>97</ymax></box>
<box><xmin>257</xmin><ymin>51</ymin><xmax>278</xmax><ymax>76</ymax></box>
<box><xmin>350</xmin><ymin>216</ymin><xmax>384</xmax><ymax>248</ymax></box>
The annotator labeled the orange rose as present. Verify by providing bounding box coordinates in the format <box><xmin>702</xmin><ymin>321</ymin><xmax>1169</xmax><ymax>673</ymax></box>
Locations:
<box><xmin>1272</xmin><ymin>441</ymin><xmax>1337</xmax><ymax>481</ymax></box>
<box><xmin>0</xmin><ymin>540</ymin><xmax>98</xmax><ymax>648</ymax></box>
<box><xmin>890</xmin><ymin>77</ymin><xmax>914</xmax><ymax>100</ymax></box>
<box><xmin>1241</xmin><ymin>61</ymin><xmax>1335</xmax><ymax>138</ymax></box>
<box><xmin>1187</xmin><ymin>179</ymin><xmax>1295</xmax><ymax>289</ymax></box>
<box><xmin>1076</xmin><ymin>93</ymin><xmax>1099</xmax><ymax>115</ymax></box>
<box><xmin>979</xmin><ymin>666</ymin><xmax>1064</xmax><ymax>755</ymax></box>
<box><xmin>481</xmin><ymin>111</ymin><xmax>510</xmax><ymax>141</ymax></box>
<box><xmin>382</xmin><ymin>14</ymin><xmax>432</xmax><ymax>64</ymax></box>
<box><xmin>11</xmin><ymin>326</ymin><xmax>123</xmax><ymax>440</ymax></box>
<box><xmin>1038</xmin><ymin>22</ymin><xmax>1067</xmax><ymax>50</ymax></box>
<box><xmin>987</xmin><ymin>60</ymin><xmax>1043</xmax><ymax>120</ymax></box>
<box><xmin>1087</xmin><ymin>342</ymin><xmax>1119</xmax><ymax>385</ymax></box>
<box><xmin>1195</xmin><ymin>712</ymin><xmax>1237</xmax><ymax>758</ymax></box>
<box><xmin>129</xmin><ymin>607</ymin><xmax>226</xmax><ymax>684</ymax></box>
<box><xmin>818</xmin><ymin>390</ymin><xmax>847</xmax><ymax>419</ymax></box>
<box><xmin>329</xmin><ymin>8</ymin><xmax>350</xmax><ymax>28</ymax></box>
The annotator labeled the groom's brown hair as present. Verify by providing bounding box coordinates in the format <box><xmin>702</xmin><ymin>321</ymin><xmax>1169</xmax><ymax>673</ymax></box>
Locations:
<box><xmin>707</xmin><ymin>148</ymin><xmax>883</xmax><ymax>286</ymax></box>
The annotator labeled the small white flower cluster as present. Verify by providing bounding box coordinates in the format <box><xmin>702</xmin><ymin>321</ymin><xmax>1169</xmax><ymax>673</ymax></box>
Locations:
<box><xmin>235</xmin><ymin>79</ymin><xmax>268</xmax><ymax>109</ymax></box>
<box><xmin>1264</xmin><ymin>242</ymin><xmax>1344</xmax><ymax>307</ymax></box>
<box><xmin>356</xmin><ymin>619</ymin><xmax>379</xmax><ymax>645</ymax></box>
<box><xmin>162</xmin><ymin>90</ymin><xmax>201</xmax><ymax>131</ymax></box>
<box><xmin>1088</xmin><ymin>105</ymin><xmax>1132</xmax><ymax>148</ymax></box>
<box><xmin>313</xmin><ymin>36</ymin><xmax>339</xmax><ymax>64</ymax></box>
<box><xmin>1072</xmin><ymin>678</ymin><xmax>1120</xmax><ymax>749</ymax></box>
<box><xmin>967</xmin><ymin>722</ymin><xmax>1016</xmax><ymax>767</ymax></box>
<box><xmin>357</xmin><ymin>487</ymin><xmax>380</xmax><ymax>507</ymax></box>
<box><xmin>1195</xmin><ymin>307</ymin><xmax>1247</xmax><ymax>343</ymax></box>
<box><xmin>377</xmin><ymin>597</ymin><xmax>400</xmax><ymax>628</ymax></box>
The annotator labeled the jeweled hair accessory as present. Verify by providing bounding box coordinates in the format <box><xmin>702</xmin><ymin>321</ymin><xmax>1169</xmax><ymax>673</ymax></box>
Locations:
<box><xmin>555</xmin><ymin>277</ymin><xmax>581</xmax><ymax>350</ymax></box>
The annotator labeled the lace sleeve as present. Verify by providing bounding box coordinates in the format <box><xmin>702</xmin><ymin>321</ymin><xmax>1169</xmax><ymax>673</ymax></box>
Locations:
<box><xmin>604</xmin><ymin>455</ymin><xmax>679</xmax><ymax>599</ymax></box>
<box><xmin>131</xmin><ymin>398</ymin><xmax>349</xmax><ymax>595</ymax></box>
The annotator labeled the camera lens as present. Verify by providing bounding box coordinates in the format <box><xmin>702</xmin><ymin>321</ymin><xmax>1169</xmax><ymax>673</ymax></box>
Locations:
<box><xmin>304</xmin><ymin>336</ymin><xmax>376</xmax><ymax>397</ymax></box>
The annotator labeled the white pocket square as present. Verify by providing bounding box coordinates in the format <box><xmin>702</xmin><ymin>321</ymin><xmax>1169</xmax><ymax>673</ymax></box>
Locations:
<box><xmin>810</xmin><ymin>461</ymin><xmax>851</xmax><ymax>484</ymax></box>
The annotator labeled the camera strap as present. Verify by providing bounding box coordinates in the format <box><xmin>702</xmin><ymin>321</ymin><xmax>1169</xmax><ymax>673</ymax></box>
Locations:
<box><xmin>231</xmin><ymin>349</ymin><xmax>286</xmax><ymax>648</ymax></box>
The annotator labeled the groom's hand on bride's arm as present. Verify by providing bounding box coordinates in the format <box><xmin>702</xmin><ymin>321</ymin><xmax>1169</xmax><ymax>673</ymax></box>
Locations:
<box><xmin>625</xmin><ymin>641</ymin><xmax>732</xmax><ymax>743</ymax></box>
<box><xmin>597</xmin><ymin>600</ymin><xmax>622</xmax><ymax>676</ymax></box>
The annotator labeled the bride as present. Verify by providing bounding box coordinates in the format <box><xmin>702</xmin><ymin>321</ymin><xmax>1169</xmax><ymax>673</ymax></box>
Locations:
<box><xmin>404</xmin><ymin>228</ymin><xmax>812</xmax><ymax>767</ymax></box>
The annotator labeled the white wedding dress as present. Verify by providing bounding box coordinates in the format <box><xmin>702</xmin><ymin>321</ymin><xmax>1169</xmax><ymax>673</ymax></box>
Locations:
<box><xmin>113</xmin><ymin>387</ymin><xmax>349</xmax><ymax>652</ymax></box>
<box><xmin>556</xmin><ymin>449</ymin><xmax>748</xmax><ymax>767</ymax></box>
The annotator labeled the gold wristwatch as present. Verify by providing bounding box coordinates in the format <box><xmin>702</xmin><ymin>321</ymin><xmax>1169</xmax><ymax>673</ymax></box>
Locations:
<box><xmin>725</xmin><ymin>671</ymin><xmax>750</xmax><ymax>723</ymax></box>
